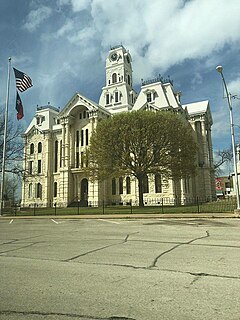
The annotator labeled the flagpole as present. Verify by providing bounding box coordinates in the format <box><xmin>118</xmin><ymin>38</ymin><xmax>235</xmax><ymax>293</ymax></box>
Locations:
<box><xmin>0</xmin><ymin>57</ymin><xmax>11</xmax><ymax>216</ymax></box>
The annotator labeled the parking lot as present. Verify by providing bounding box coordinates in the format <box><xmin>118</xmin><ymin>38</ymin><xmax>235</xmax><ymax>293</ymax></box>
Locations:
<box><xmin>0</xmin><ymin>217</ymin><xmax>240</xmax><ymax>320</ymax></box>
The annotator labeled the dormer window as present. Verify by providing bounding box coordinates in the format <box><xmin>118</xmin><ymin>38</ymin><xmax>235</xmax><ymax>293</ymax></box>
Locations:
<box><xmin>36</xmin><ymin>115</ymin><xmax>45</xmax><ymax>126</ymax></box>
<box><xmin>146</xmin><ymin>90</ymin><xmax>157</xmax><ymax>103</ymax></box>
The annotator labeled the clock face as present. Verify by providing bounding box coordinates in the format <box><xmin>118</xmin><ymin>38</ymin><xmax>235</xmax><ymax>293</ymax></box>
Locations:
<box><xmin>111</xmin><ymin>52</ymin><xmax>118</xmax><ymax>61</ymax></box>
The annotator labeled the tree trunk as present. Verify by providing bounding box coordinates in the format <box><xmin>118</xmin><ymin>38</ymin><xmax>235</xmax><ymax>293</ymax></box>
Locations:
<box><xmin>137</xmin><ymin>175</ymin><xmax>144</xmax><ymax>207</ymax></box>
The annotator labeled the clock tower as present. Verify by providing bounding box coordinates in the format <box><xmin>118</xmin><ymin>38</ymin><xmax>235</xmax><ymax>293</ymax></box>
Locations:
<box><xmin>99</xmin><ymin>45</ymin><xmax>137</xmax><ymax>113</ymax></box>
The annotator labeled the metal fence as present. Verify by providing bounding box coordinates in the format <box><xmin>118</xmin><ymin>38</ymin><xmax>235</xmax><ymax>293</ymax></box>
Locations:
<box><xmin>1</xmin><ymin>196</ymin><xmax>237</xmax><ymax>216</ymax></box>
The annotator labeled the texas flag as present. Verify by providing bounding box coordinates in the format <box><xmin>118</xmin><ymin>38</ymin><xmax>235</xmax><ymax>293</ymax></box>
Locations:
<box><xmin>16</xmin><ymin>91</ymin><xmax>24</xmax><ymax>120</ymax></box>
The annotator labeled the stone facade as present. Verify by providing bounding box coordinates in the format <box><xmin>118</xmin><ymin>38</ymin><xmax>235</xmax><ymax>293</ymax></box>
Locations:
<box><xmin>21</xmin><ymin>45</ymin><xmax>216</xmax><ymax>207</ymax></box>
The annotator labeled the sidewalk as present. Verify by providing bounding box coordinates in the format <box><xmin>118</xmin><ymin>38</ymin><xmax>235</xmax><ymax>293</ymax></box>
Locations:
<box><xmin>0</xmin><ymin>212</ymin><xmax>238</xmax><ymax>220</ymax></box>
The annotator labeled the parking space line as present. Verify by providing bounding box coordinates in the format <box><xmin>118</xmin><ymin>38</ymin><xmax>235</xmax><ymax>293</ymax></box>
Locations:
<box><xmin>51</xmin><ymin>219</ymin><xmax>59</xmax><ymax>224</ymax></box>
<box><xmin>9</xmin><ymin>219</ymin><xmax>13</xmax><ymax>224</ymax></box>
<box><xmin>97</xmin><ymin>219</ymin><xmax>120</xmax><ymax>224</ymax></box>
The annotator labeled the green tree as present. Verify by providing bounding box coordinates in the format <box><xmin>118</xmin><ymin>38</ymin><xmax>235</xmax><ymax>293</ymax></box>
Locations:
<box><xmin>88</xmin><ymin>111</ymin><xmax>198</xmax><ymax>207</ymax></box>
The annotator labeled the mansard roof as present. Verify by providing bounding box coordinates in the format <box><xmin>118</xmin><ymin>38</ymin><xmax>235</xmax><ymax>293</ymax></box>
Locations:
<box><xmin>183</xmin><ymin>100</ymin><xmax>213</xmax><ymax>125</ymax></box>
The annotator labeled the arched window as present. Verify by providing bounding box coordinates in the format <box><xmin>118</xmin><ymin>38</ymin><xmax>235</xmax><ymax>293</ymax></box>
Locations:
<box><xmin>126</xmin><ymin>177</ymin><xmax>131</xmax><ymax>194</ymax></box>
<box><xmin>38</xmin><ymin>142</ymin><xmax>42</xmax><ymax>153</ymax></box>
<box><xmin>127</xmin><ymin>75</ymin><xmax>131</xmax><ymax>85</ymax></box>
<box><xmin>54</xmin><ymin>182</ymin><xmax>57</xmax><ymax>197</ymax></box>
<box><xmin>30</xmin><ymin>143</ymin><xmax>34</xmax><ymax>154</ymax></box>
<box><xmin>143</xmin><ymin>175</ymin><xmax>149</xmax><ymax>193</ymax></box>
<box><xmin>36</xmin><ymin>183</ymin><xmax>42</xmax><ymax>199</ymax></box>
<box><xmin>28</xmin><ymin>183</ymin><xmax>32</xmax><ymax>198</ymax></box>
<box><xmin>112</xmin><ymin>178</ymin><xmax>116</xmax><ymax>195</ymax></box>
<box><xmin>112</xmin><ymin>73</ymin><xmax>117</xmax><ymax>84</ymax></box>
<box><xmin>155</xmin><ymin>174</ymin><xmax>162</xmax><ymax>193</ymax></box>
<box><xmin>119</xmin><ymin>177</ymin><xmax>123</xmax><ymax>194</ymax></box>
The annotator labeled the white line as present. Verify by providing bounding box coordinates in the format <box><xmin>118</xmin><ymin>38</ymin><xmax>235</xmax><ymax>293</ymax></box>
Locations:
<box><xmin>9</xmin><ymin>219</ymin><xmax>13</xmax><ymax>224</ymax></box>
<box><xmin>51</xmin><ymin>219</ymin><xmax>59</xmax><ymax>224</ymax></box>
<box><xmin>98</xmin><ymin>219</ymin><xmax>120</xmax><ymax>224</ymax></box>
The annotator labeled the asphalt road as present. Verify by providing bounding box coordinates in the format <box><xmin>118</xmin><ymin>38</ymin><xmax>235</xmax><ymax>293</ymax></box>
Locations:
<box><xmin>0</xmin><ymin>217</ymin><xmax>240</xmax><ymax>320</ymax></box>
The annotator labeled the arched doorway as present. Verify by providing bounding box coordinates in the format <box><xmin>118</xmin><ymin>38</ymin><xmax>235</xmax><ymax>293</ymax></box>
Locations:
<box><xmin>80</xmin><ymin>178</ymin><xmax>88</xmax><ymax>206</ymax></box>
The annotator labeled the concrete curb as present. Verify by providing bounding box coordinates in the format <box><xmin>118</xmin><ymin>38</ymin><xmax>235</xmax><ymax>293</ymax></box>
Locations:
<box><xmin>0</xmin><ymin>212</ymin><xmax>238</xmax><ymax>220</ymax></box>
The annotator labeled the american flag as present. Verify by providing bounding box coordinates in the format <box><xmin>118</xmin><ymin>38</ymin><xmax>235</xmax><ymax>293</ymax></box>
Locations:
<box><xmin>13</xmin><ymin>67</ymin><xmax>33</xmax><ymax>92</ymax></box>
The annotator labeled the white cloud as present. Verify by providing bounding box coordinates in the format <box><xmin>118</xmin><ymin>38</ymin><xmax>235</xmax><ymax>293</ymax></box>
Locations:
<box><xmin>23</xmin><ymin>6</ymin><xmax>52</xmax><ymax>32</ymax></box>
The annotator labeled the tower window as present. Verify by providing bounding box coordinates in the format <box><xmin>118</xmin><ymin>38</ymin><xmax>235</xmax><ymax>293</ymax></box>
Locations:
<box><xmin>29</xmin><ymin>161</ymin><xmax>33</xmax><ymax>174</ymax></box>
<box><xmin>127</xmin><ymin>75</ymin><xmax>131</xmax><ymax>85</ymax></box>
<box><xmin>112</xmin><ymin>73</ymin><xmax>117</xmax><ymax>84</ymax></box>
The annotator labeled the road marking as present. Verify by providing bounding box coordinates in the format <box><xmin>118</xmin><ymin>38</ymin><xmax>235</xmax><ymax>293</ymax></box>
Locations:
<box><xmin>9</xmin><ymin>219</ymin><xmax>13</xmax><ymax>224</ymax></box>
<box><xmin>97</xmin><ymin>219</ymin><xmax>120</xmax><ymax>224</ymax></box>
<box><xmin>51</xmin><ymin>219</ymin><xmax>59</xmax><ymax>224</ymax></box>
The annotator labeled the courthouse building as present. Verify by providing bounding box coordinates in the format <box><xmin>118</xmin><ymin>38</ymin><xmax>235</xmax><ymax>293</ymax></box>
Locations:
<box><xmin>21</xmin><ymin>45</ymin><xmax>216</xmax><ymax>207</ymax></box>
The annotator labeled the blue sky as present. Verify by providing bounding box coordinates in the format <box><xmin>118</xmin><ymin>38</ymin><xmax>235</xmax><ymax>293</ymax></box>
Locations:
<box><xmin>1</xmin><ymin>0</ymin><xmax>240</xmax><ymax>168</ymax></box>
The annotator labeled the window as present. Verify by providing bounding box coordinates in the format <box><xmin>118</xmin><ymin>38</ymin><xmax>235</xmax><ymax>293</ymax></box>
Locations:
<box><xmin>36</xmin><ymin>117</ymin><xmax>41</xmax><ymax>125</ymax></box>
<box><xmin>147</xmin><ymin>92</ymin><xmax>152</xmax><ymax>102</ymax></box>
<box><xmin>54</xmin><ymin>182</ymin><xmax>57</xmax><ymax>198</ymax></box>
<box><xmin>112</xmin><ymin>178</ymin><xmax>116</xmax><ymax>195</ymax></box>
<box><xmin>79</xmin><ymin>113</ymin><xmax>82</xmax><ymax>119</ymax></box>
<box><xmin>54</xmin><ymin>141</ymin><xmax>58</xmax><ymax>172</ymax></box>
<box><xmin>76</xmin><ymin>152</ymin><xmax>79</xmax><ymax>168</ymax></box>
<box><xmin>38</xmin><ymin>142</ymin><xmax>42</xmax><ymax>153</ymax></box>
<box><xmin>30</xmin><ymin>143</ymin><xmax>34</xmax><ymax>154</ymax></box>
<box><xmin>60</xmin><ymin>140</ymin><xmax>62</xmax><ymax>167</ymax></box>
<box><xmin>76</xmin><ymin>130</ymin><xmax>79</xmax><ymax>147</ymax></box>
<box><xmin>106</xmin><ymin>93</ymin><xmax>110</xmax><ymax>105</ymax></box>
<box><xmin>143</xmin><ymin>175</ymin><xmax>149</xmax><ymax>193</ymax></box>
<box><xmin>38</xmin><ymin>160</ymin><xmax>41</xmax><ymax>174</ymax></box>
<box><xmin>36</xmin><ymin>183</ymin><xmax>42</xmax><ymax>199</ymax></box>
<box><xmin>119</xmin><ymin>177</ymin><xmax>123</xmax><ymax>194</ymax></box>
<box><xmin>83</xmin><ymin>110</ymin><xmax>86</xmax><ymax>118</ymax></box>
<box><xmin>28</xmin><ymin>183</ymin><xmax>32</xmax><ymax>198</ymax></box>
<box><xmin>127</xmin><ymin>75</ymin><xmax>131</xmax><ymax>85</ymax></box>
<box><xmin>29</xmin><ymin>161</ymin><xmax>33</xmax><ymax>174</ymax></box>
<box><xmin>112</xmin><ymin>73</ymin><xmax>117</xmax><ymax>83</ymax></box>
<box><xmin>81</xmin><ymin>152</ymin><xmax>84</xmax><ymax>167</ymax></box>
<box><xmin>126</xmin><ymin>177</ymin><xmax>131</xmax><ymax>194</ymax></box>
<box><xmin>86</xmin><ymin>129</ymin><xmax>89</xmax><ymax>146</ymax></box>
<box><xmin>155</xmin><ymin>174</ymin><xmax>162</xmax><ymax>193</ymax></box>
<box><xmin>115</xmin><ymin>91</ymin><xmax>119</xmax><ymax>103</ymax></box>
<box><xmin>81</xmin><ymin>130</ymin><xmax>84</xmax><ymax>146</ymax></box>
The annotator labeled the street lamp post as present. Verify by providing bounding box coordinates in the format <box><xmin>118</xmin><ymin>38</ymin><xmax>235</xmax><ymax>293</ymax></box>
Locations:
<box><xmin>216</xmin><ymin>66</ymin><xmax>240</xmax><ymax>213</ymax></box>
